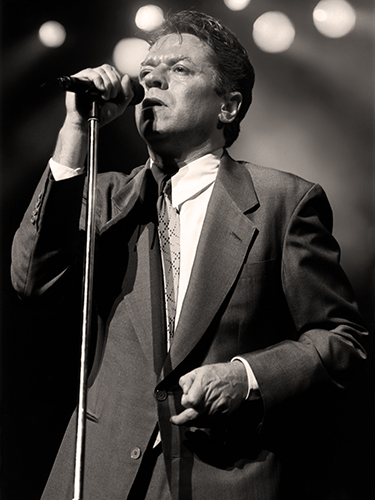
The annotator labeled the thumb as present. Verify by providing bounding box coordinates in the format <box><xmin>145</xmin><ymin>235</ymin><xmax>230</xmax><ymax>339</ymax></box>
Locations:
<box><xmin>121</xmin><ymin>74</ymin><xmax>136</xmax><ymax>104</ymax></box>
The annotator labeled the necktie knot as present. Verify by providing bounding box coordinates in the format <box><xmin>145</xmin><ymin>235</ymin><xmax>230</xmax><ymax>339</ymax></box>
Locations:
<box><xmin>163</xmin><ymin>178</ymin><xmax>172</xmax><ymax>201</ymax></box>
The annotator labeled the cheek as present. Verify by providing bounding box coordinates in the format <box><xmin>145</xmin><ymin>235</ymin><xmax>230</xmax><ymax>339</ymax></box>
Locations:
<box><xmin>193</xmin><ymin>98</ymin><xmax>222</xmax><ymax>127</ymax></box>
<box><xmin>182</xmin><ymin>88</ymin><xmax>221</xmax><ymax>118</ymax></box>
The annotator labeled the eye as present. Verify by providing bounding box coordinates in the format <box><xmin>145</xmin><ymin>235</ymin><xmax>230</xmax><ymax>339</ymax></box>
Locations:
<box><xmin>139</xmin><ymin>68</ymin><xmax>151</xmax><ymax>80</ymax></box>
<box><xmin>173</xmin><ymin>65</ymin><xmax>188</xmax><ymax>75</ymax></box>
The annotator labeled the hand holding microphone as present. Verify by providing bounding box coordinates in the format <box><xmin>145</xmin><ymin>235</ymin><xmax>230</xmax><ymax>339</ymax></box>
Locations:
<box><xmin>50</xmin><ymin>64</ymin><xmax>144</xmax><ymax>169</ymax></box>
<box><xmin>57</xmin><ymin>75</ymin><xmax>144</xmax><ymax>105</ymax></box>
<box><xmin>59</xmin><ymin>64</ymin><xmax>144</xmax><ymax>129</ymax></box>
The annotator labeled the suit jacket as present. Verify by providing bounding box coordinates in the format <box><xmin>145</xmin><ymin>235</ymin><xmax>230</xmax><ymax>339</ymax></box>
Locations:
<box><xmin>11</xmin><ymin>152</ymin><xmax>368</xmax><ymax>500</ymax></box>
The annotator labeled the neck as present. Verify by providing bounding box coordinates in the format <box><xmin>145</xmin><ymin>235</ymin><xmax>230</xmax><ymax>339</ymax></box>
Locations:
<box><xmin>148</xmin><ymin>146</ymin><xmax>222</xmax><ymax>171</ymax></box>
<box><xmin>147</xmin><ymin>137</ymin><xmax>224</xmax><ymax>170</ymax></box>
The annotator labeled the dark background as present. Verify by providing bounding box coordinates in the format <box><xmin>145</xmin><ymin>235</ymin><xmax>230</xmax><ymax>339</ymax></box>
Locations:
<box><xmin>1</xmin><ymin>1</ymin><xmax>374</xmax><ymax>498</ymax></box>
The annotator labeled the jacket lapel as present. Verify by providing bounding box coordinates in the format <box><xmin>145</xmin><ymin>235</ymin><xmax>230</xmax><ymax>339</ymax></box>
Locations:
<box><xmin>124</xmin><ymin>219</ymin><xmax>166</xmax><ymax>373</ymax></box>
<box><xmin>163</xmin><ymin>154</ymin><xmax>259</xmax><ymax>377</ymax></box>
<box><xmin>101</xmin><ymin>165</ymin><xmax>166</xmax><ymax>372</ymax></box>
<box><xmin>100</xmin><ymin>164</ymin><xmax>150</xmax><ymax>235</ymax></box>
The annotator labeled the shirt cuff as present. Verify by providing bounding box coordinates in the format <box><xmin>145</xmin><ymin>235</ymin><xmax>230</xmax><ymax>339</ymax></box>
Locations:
<box><xmin>231</xmin><ymin>356</ymin><xmax>260</xmax><ymax>400</ymax></box>
<box><xmin>49</xmin><ymin>157</ymin><xmax>86</xmax><ymax>181</ymax></box>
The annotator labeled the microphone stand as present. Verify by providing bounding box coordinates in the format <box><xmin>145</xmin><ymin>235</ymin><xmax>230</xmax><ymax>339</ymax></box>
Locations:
<box><xmin>72</xmin><ymin>99</ymin><xmax>100</xmax><ymax>500</ymax></box>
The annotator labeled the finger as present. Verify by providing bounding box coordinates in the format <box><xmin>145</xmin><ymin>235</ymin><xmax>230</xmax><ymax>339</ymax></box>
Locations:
<box><xmin>179</xmin><ymin>370</ymin><xmax>197</xmax><ymax>395</ymax></box>
<box><xmin>72</xmin><ymin>67</ymin><xmax>106</xmax><ymax>94</ymax></box>
<box><xmin>181</xmin><ymin>377</ymin><xmax>201</xmax><ymax>407</ymax></box>
<box><xmin>170</xmin><ymin>407</ymin><xmax>200</xmax><ymax>426</ymax></box>
<box><xmin>72</xmin><ymin>66</ymin><xmax>121</xmax><ymax>101</ymax></box>
<box><xmin>94</xmin><ymin>65</ymin><xmax>122</xmax><ymax>100</ymax></box>
<box><xmin>121</xmin><ymin>74</ymin><xmax>138</xmax><ymax>104</ymax></box>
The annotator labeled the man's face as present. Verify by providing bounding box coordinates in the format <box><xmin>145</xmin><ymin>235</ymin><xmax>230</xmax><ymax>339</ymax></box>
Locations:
<box><xmin>135</xmin><ymin>33</ymin><xmax>226</xmax><ymax>158</ymax></box>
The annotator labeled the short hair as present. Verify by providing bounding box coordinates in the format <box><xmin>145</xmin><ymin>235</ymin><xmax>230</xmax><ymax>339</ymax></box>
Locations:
<box><xmin>148</xmin><ymin>10</ymin><xmax>255</xmax><ymax>147</ymax></box>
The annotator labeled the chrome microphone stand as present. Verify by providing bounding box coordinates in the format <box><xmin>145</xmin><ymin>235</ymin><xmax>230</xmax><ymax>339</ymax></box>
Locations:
<box><xmin>56</xmin><ymin>77</ymin><xmax>144</xmax><ymax>499</ymax></box>
<box><xmin>72</xmin><ymin>99</ymin><xmax>100</xmax><ymax>500</ymax></box>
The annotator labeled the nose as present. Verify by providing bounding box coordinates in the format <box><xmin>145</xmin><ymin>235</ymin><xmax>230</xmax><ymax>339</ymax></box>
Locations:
<box><xmin>143</xmin><ymin>66</ymin><xmax>168</xmax><ymax>90</ymax></box>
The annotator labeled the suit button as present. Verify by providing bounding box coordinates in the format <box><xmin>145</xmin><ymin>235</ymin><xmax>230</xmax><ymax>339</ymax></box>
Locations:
<box><xmin>155</xmin><ymin>389</ymin><xmax>168</xmax><ymax>402</ymax></box>
<box><xmin>130</xmin><ymin>447</ymin><xmax>141</xmax><ymax>460</ymax></box>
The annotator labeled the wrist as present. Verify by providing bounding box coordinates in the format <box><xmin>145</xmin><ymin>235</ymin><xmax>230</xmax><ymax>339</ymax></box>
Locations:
<box><xmin>230</xmin><ymin>360</ymin><xmax>248</xmax><ymax>401</ymax></box>
<box><xmin>60</xmin><ymin>116</ymin><xmax>88</xmax><ymax>139</ymax></box>
<box><xmin>53</xmin><ymin>120</ymin><xmax>88</xmax><ymax>169</ymax></box>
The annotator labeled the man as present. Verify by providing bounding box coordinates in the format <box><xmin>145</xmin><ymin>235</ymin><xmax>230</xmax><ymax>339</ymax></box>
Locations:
<box><xmin>11</xmin><ymin>10</ymin><xmax>368</xmax><ymax>500</ymax></box>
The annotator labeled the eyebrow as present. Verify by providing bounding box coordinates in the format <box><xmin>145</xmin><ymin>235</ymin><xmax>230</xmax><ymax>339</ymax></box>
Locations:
<box><xmin>140</xmin><ymin>55</ymin><xmax>194</xmax><ymax>67</ymax></box>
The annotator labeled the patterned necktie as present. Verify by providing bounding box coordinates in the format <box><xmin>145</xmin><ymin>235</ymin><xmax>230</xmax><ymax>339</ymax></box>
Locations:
<box><xmin>157</xmin><ymin>177</ymin><xmax>180</xmax><ymax>349</ymax></box>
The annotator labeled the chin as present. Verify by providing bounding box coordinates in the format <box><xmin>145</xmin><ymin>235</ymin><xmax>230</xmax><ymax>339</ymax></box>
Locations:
<box><xmin>138</xmin><ymin>119</ymin><xmax>160</xmax><ymax>141</ymax></box>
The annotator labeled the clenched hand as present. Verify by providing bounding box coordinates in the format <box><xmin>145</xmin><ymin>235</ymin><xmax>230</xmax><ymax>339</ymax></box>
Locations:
<box><xmin>170</xmin><ymin>361</ymin><xmax>248</xmax><ymax>427</ymax></box>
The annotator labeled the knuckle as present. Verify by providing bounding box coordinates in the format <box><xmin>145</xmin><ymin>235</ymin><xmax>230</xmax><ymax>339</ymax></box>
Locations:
<box><xmin>181</xmin><ymin>393</ymin><xmax>193</xmax><ymax>407</ymax></box>
<box><xmin>185</xmin><ymin>408</ymin><xmax>198</xmax><ymax>421</ymax></box>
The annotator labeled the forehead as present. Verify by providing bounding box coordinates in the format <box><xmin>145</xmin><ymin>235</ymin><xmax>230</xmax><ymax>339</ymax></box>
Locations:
<box><xmin>143</xmin><ymin>33</ymin><xmax>215</xmax><ymax>66</ymax></box>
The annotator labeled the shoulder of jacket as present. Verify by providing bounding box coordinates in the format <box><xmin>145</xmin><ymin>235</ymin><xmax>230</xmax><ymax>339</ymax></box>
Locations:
<box><xmin>240</xmin><ymin>161</ymin><xmax>314</xmax><ymax>191</ymax></box>
<box><xmin>225</xmin><ymin>154</ymin><xmax>327</xmax><ymax>214</ymax></box>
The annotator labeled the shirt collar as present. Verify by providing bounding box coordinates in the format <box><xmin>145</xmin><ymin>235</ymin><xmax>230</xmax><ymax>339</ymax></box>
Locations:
<box><xmin>150</xmin><ymin>149</ymin><xmax>223</xmax><ymax>209</ymax></box>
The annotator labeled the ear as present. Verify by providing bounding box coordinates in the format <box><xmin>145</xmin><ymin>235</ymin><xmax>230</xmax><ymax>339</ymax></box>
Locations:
<box><xmin>218</xmin><ymin>92</ymin><xmax>242</xmax><ymax>124</ymax></box>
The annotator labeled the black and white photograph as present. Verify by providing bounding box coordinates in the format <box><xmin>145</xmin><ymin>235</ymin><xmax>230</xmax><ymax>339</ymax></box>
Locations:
<box><xmin>1</xmin><ymin>1</ymin><xmax>374</xmax><ymax>499</ymax></box>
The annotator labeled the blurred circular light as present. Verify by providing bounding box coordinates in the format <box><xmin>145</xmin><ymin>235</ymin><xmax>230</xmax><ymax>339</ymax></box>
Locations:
<box><xmin>38</xmin><ymin>21</ymin><xmax>66</xmax><ymax>48</ymax></box>
<box><xmin>313</xmin><ymin>0</ymin><xmax>356</xmax><ymax>38</ymax></box>
<box><xmin>135</xmin><ymin>5</ymin><xmax>164</xmax><ymax>31</ymax></box>
<box><xmin>223</xmin><ymin>0</ymin><xmax>251</xmax><ymax>11</ymax></box>
<box><xmin>253</xmin><ymin>12</ymin><xmax>295</xmax><ymax>53</ymax></box>
<box><xmin>112</xmin><ymin>38</ymin><xmax>150</xmax><ymax>78</ymax></box>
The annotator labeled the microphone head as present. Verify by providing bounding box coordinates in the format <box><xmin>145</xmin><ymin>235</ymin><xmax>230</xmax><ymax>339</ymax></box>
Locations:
<box><xmin>129</xmin><ymin>80</ymin><xmax>145</xmax><ymax>106</ymax></box>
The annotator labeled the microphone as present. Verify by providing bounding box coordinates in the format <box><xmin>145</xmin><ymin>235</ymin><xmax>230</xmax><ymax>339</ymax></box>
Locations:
<box><xmin>56</xmin><ymin>76</ymin><xmax>145</xmax><ymax>105</ymax></box>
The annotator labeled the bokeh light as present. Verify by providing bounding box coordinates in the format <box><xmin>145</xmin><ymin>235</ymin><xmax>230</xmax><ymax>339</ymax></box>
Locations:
<box><xmin>313</xmin><ymin>0</ymin><xmax>356</xmax><ymax>38</ymax></box>
<box><xmin>112</xmin><ymin>38</ymin><xmax>150</xmax><ymax>78</ymax></box>
<box><xmin>135</xmin><ymin>5</ymin><xmax>164</xmax><ymax>31</ymax></box>
<box><xmin>38</xmin><ymin>21</ymin><xmax>66</xmax><ymax>48</ymax></box>
<box><xmin>253</xmin><ymin>12</ymin><xmax>295</xmax><ymax>53</ymax></box>
<box><xmin>223</xmin><ymin>0</ymin><xmax>251</xmax><ymax>11</ymax></box>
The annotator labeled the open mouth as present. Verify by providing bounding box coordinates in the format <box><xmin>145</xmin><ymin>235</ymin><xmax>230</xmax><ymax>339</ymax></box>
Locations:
<box><xmin>142</xmin><ymin>97</ymin><xmax>165</xmax><ymax>109</ymax></box>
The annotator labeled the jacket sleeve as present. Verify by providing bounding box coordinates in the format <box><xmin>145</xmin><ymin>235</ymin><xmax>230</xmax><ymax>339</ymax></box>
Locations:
<box><xmin>242</xmin><ymin>183</ymin><xmax>369</xmax><ymax>416</ymax></box>
<box><xmin>11</xmin><ymin>165</ymin><xmax>86</xmax><ymax>299</ymax></box>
